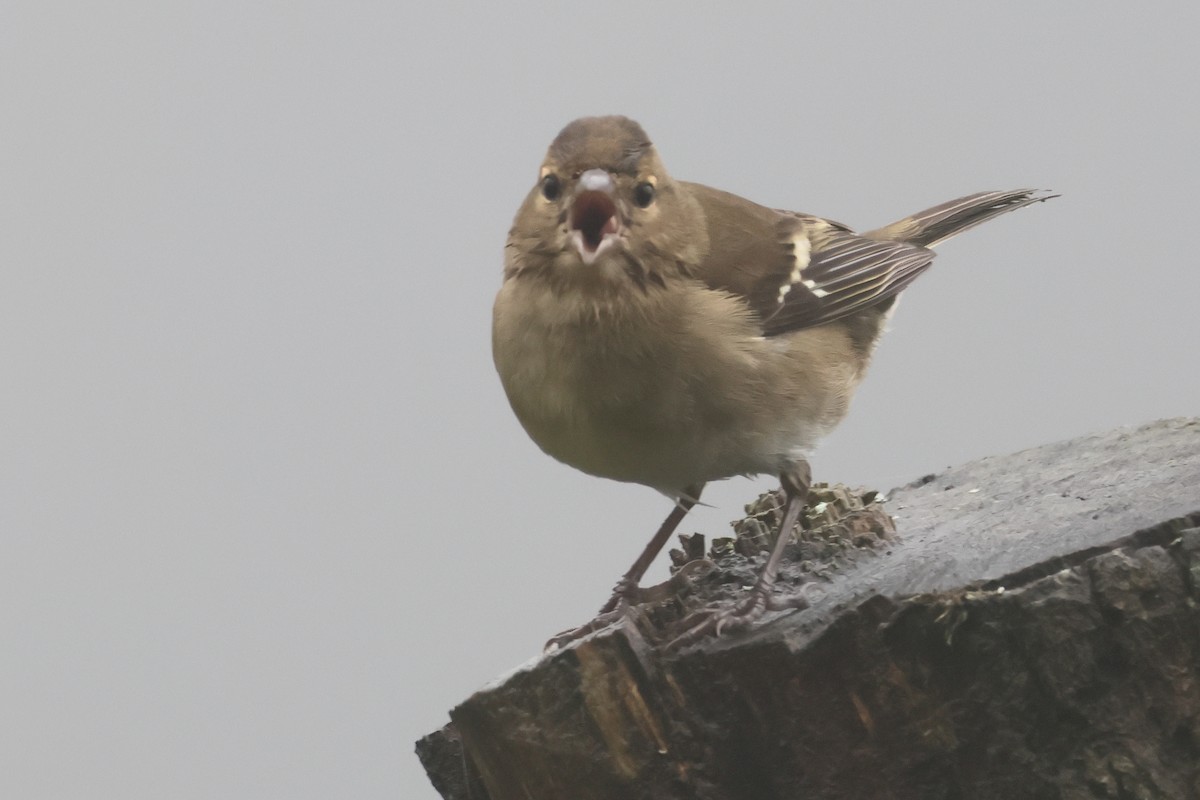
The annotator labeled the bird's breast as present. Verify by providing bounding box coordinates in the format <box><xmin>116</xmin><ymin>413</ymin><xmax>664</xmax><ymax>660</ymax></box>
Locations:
<box><xmin>492</xmin><ymin>279</ymin><xmax>684</xmax><ymax>484</ymax></box>
<box><xmin>492</xmin><ymin>277</ymin><xmax>855</xmax><ymax>490</ymax></box>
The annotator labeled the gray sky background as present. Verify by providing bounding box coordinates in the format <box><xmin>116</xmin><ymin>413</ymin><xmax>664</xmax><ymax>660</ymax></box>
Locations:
<box><xmin>3</xmin><ymin>3</ymin><xmax>1198</xmax><ymax>798</ymax></box>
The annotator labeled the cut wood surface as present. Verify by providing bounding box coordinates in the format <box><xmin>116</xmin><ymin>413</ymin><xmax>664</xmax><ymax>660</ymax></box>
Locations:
<box><xmin>417</xmin><ymin>418</ymin><xmax>1200</xmax><ymax>800</ymax></box>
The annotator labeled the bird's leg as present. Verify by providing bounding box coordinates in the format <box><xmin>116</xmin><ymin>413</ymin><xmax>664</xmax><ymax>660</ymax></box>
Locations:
<box><xmin>599</xmin><ymin>484</ymin><xmax>704</xmax><ymax>612</ymax></box>
<box><xmin>545</xmin><ymin>484</ymin><xmax>704</xmax><ymax>650</ymax></box>
<box><xmin>669</xmin><ymin>462</ymin><xmax>814</xmax><ymax>650</ymax></box>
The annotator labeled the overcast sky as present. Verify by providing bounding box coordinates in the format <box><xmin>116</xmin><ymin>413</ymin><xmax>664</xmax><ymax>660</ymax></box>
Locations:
<box><xmin>3</xmin><ymin>2</ymin><xmax>1198</xmax><ymax>798</ymax></box>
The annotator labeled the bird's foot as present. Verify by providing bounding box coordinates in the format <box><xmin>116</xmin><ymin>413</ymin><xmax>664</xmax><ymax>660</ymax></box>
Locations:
<box><xmin>544</xmin><ymin>605</ymin><xmax>629</xmax><ymax>651</ymax></box>
<box><xmin>543</xmin><ymin>577</ymin><xmax>646</xmax><ymax>651</ymax></box>
<box><xmin>546</xmin><ymin>562</ymin><xmax>714</xmax><ymax>651</ymax></box>
<box><xmin>597</xmin><ymin>576</ymin><xmax>642</xmax><ymax>614</ymax></box>
<box><xmin>667</xmin><ymin>583</ymin><xmax>814</xmax><ymax>651</ymax></box>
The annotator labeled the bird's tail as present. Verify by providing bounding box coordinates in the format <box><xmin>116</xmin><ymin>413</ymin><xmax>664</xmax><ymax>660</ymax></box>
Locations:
<box><xmin>866</xmin><ymin>189</ymin><xmax>1056</xmax><ymax>248</ymax></box>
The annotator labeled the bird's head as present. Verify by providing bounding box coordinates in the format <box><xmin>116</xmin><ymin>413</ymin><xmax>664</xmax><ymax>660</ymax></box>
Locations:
<box><xmin>506</xmin><ymin>116</ymin><xmax>706</xmax><ymax>289</ymax></box>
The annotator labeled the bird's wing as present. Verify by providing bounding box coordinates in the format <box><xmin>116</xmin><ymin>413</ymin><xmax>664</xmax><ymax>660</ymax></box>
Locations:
<box><xmin>684</xmin><ymin>182</ymin><xmax>934</xmax><ymax>337</ymax></box>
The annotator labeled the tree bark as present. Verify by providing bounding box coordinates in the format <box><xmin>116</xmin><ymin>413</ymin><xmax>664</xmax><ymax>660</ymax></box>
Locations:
<box><xmin>417</xmin><ymin>418</ymin><xmax>1200</xmax><ymax>800</ymax></box>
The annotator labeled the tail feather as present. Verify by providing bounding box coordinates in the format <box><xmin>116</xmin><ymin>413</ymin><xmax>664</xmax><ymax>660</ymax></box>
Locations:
<box><xmin>866</xmin><ymin>189</ymin><xmax>1056</xmax><ymax>248</ymax></box>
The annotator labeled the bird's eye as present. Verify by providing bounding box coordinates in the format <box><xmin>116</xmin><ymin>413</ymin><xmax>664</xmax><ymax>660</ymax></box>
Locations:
<box><xmin>541</xmin><ymin>174</ymin><xmax>561</xmax><ymax>201</ymax></box>
<box><xmin>633</xmin><ymin>181</ymin><xmax>655</xmax><ymax>208</ymax></box>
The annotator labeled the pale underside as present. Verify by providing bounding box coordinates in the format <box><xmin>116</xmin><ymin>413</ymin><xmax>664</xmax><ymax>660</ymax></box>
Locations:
<box><xmin>492</xmin><ymin>269</ymin><xmax>869</xmax><ymax>496</ymax></box>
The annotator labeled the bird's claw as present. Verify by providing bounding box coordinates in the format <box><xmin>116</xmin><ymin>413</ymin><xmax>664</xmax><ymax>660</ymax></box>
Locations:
<box><xmin>667</xmin><ymin>585</ymin><xmax>814</xmax><ymax>651</ymax></box>
<box><xmin>597</xmin><ymin>577</ymin><xmax>640</xmax><ymax>615</ymax></box>
<box><xmin>544</xmin><ymin>603</ymin><xmax>629</xmax><ymax>651</ymax></box>
<box><xmin>668</xmin><ymin>592</ymin><xmax>767</xmax><ymax>650</ymax></box>
<box><xmin>546</xmin><ymin>578</ymin><xmax>645</xmax><ymax>651</ymax></box>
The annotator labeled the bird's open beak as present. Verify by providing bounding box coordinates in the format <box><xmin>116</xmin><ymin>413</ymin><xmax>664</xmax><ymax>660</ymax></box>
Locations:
<box><xmin>569</xmin><ymin>169</ymin><xmax>620</xmax><ymax>264</ymax></box>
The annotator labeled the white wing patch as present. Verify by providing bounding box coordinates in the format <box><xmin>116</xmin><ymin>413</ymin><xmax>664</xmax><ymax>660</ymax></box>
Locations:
<box><xmin>801</xmin><ymin>279</ymin><xmax>828</xmax><ymax>298</ymax></box>
<box><xmin>777</xmin><ymin>231</ymin><xmax>813</xmax><ymax>304</ymax></box>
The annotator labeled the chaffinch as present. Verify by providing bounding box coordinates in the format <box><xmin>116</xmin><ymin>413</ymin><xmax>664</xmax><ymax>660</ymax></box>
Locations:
<box><xmin>493</xmin><ymin>115</ymin><xmax>1052</xmax><ymax>646</ymax></box>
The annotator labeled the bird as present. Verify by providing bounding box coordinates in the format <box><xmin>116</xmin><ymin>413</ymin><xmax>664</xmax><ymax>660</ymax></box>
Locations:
<box><xmin>492</xmin><ymin>115</ymin><xmax>1052</xmax><ymax>648</ymax></box>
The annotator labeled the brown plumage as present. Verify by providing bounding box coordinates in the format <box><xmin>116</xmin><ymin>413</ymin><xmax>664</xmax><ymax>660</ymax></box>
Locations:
<box><xmin>493</xmin><ymin>115</ymin><xmax>1052</xmax><ymax>647</ymax></box>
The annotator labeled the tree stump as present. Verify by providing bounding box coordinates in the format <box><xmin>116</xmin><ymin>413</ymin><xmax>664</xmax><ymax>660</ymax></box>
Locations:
<box><xmin>417</xmin><ymin>418</ymin><xmax>1200</xmax><ymax>799</ymax></box>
